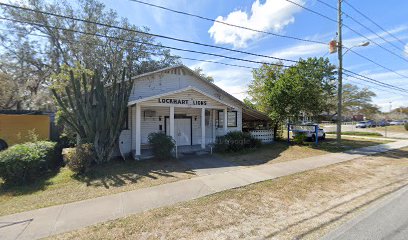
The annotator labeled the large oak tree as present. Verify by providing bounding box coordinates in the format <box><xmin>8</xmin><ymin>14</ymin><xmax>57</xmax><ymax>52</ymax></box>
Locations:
<box><xmin>0</xmin><ymin>0</ymin><xmax>180</xmax><ymax>110</ymax></box>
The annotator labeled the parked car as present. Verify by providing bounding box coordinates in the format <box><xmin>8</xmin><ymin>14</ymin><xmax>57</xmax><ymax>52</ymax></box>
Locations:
<box><xmin>356</xmin><ymin>121</ymin><xmax>372</xmax><ymax>128</ymax></box>
<box><xmin>389</xmin><ymin>120</ymin><xmax>405</xmax><ymax>125</ymax></box>
<box><xmin>292</xmin><ymin>124</ymin><xmax>326</xmax><ymax>141</ymax></box>
<box><xmin>377</xmin><ymin>120</ymin><xmax>389</xmax><ymax>127</ymax></box>
<box><xmin>367</xmin><ymin>120</ymin><xmax>376</xmax><ymax>127</ymax></box>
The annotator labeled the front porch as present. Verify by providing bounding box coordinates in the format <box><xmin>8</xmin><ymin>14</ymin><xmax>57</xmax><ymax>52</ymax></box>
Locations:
<box><xmin>128</xmin><ymin>86</ymin><xmax>238</xmax><ymax>160</ymax></box>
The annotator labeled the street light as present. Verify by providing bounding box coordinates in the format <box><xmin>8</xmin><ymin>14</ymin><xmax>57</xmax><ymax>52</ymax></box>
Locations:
<box><xmin>343</xmin><ymin>41</ymin><xmax>370</xmax><ymax>56</ymax></box>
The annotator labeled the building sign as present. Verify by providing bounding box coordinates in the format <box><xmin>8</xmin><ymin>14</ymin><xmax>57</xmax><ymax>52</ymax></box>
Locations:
<box><xmin>158</xmin><ymin>98</ymin><xmax>207</xmax><ymax>106</ymax></box>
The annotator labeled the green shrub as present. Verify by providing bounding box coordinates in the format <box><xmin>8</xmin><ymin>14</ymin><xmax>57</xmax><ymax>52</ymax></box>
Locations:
<box><xmin>148</xmin><ymin>132</ymin><xmax>175</xmax><ymax>160</ymax></box>
<box><xmin>64</xmin><ymin>144</ymin><xmax>94</xmax><ymax>174</ymax></box>
<box><xmin>215</xmin><ymin>131</ymin><xmax>262</xmax><ymax>153</ymax></box>
<box><xmin>293</xmin><ymin>132</ymin><xmax>307</xmax><ymax>145</ymax></box>
<box><xmin>0</xmin><ymin>141</ymin><xmax>61</xmax><ymax>185</ymax></box>
<box><xmin>58</xmin><ymin>131</ymin><xmax>77</xmax><ymax>149</ymax></box>
<box><xmin>405</xmin><ymin>122</ymin><xmax>408</xmax><ymax>131</ymax></box>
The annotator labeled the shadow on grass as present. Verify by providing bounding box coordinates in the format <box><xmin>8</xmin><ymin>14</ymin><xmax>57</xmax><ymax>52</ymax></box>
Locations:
<box><xmin>73</xmin><ymin>157</ymin><xmax>195</xmax><ymax>189</ymax></box>
<box><xmin>217</xmin><ymin>142</ymin><xmax>290</xmax><ymax>166</ymax></box>
<box><xmin>218</xmin><ymin>137</ymin><xmax>393</xmax><ymax>167</ymax></box>
<box><xmin>0</xmin><ymin>167</ymin><xmax>62</xmax><ymax>197</ymax></box>
<box><xmin>0</xmin><ymin>157</ymin><xmax>196</xmax><ymax>196</ymax></box>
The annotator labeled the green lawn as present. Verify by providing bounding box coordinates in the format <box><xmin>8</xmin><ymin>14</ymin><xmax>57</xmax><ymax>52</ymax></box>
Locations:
<box><xmin>326</xmin><ymin>131</ymin><xmax>383</xmax><ymax>137</ymax></box>
<box><xmin>376</xmin><ymin>125</ymin><xmax>407</xmax><ymax>133</ymax></box>
<box><xmin>219</xmin><ymin>136</ymin><xmax>391</xmax><ymax>166</ymax></box>
<box><xmin>51</xmin><ymin>148</ymin><xmax>408</xmax><ymax>240</ymax></box>
<box><xmin>0</xmin><ymin>158</ymin><xmax>195</xmax><ymax>216</ymax></box>
<box><xmin>0</xmin><ymin>136</ymin><xmax>392</xmax><ymax>217</ymax></box>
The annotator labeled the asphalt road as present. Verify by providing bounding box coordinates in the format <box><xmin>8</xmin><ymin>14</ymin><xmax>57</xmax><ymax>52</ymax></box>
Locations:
<box><xmin>322</xmin><ymin>185</ymin><xmax>408</xmax><ymax>240</ymax></box>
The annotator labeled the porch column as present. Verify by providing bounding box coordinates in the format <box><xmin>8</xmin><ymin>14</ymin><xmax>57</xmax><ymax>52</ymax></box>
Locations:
<box><xmin>135</xmin><ymin>103</ymin><xmax>141</xmax><ymax>159</ymax></box>
<box><xmin>201</xmin><ymin>107</ymin><xmax>205</xmax><ymax>149</ymax></box>
<box><xmin>223</xmin><ymin>108</ymin><xmax>228</xmax><ymax>134</ymax></box>
<box><xmin>212</xmin><ymin>109</ymin><xmax>216</xmax><ymax>143</ymax></box>
<box><xmin>169</xmin><ymin>106</ymin><xmax>175</xmax><ymax>140</ymax></box>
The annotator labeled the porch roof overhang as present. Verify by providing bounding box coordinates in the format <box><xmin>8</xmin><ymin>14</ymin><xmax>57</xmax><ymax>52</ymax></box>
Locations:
<box><xmin>242</xmin><ymin>107</ymin><xmax>270</xmax><ymax>122</ymax></box>
<box><xmin>127</xmin><ymin>86</ymin><xmax>236</xmax><ymax>109</ymax></box>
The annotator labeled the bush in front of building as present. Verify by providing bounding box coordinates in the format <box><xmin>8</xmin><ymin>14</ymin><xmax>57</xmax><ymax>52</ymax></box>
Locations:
<box><xmin>0</xmin><ymin>141</ymin><xmax>61</xmax><ymax>185</ymax></box>
<box><xmin>215</xmin><ymin>131</ymin><xmax>261</xmax><ymax>152</ymax></box>
<box><xmin>148</xmin><ymin>132</ymin><xmax>175</xmax><ymax>160</ymax></box>
<box><xmin>64</xmin><ymin>144</ymin><xmax>94</xmax><ymax>174</ymax></box>
<box><xmin>405</xmin><ymin>122</ymin><xmax>408</xmax><ymax>131</ymax></box>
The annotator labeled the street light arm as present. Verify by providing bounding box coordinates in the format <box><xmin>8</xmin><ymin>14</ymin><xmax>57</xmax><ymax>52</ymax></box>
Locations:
<box><xmin>342</xmin><ymin>42</ymin><xmax>370</xmax><ymax>56</ymax></box>
<box><xmin>342</xmin><ymin>46</ymin><xmax>355</xmax><ymax>56</ymax></box>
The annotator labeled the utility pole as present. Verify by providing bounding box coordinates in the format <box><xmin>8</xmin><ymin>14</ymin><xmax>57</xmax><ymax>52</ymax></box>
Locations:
<box><xmin>336</xmin><ymin>0</ymin><xmax>343</xmax><ymax>144</ymax></box>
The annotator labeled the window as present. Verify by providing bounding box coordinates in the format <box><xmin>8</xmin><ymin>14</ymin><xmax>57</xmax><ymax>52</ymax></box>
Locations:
<box><xmin>227</xmin><ymin>111</ymin><xmax>237</xmax><ymax>127</ymax></box>
<box><xmin>217</xmin><ymin>110</ymin><xmax>237</xmax><ymax>128</ymax></box>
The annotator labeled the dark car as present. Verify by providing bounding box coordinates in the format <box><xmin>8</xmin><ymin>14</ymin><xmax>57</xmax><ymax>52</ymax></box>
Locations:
<box><xmin>377</xmin><ymin>120</ymin><xmax>389</xmax><ymax>127</ymax></box>
<box><xmin>367</xmin><ymin>120</ymin><xmax>376</xmax><ymax>127</ymax></box>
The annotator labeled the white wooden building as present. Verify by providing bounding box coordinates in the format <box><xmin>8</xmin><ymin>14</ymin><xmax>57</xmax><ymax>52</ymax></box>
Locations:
<box><xmin>118</xmin><ymin>65</ymin><xmax>271</xmax><ymax>159</ymax></box>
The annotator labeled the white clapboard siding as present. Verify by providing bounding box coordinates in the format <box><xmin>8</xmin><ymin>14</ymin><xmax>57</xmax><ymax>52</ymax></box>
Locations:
<box><xmin>120</xmin><ymin>66</ymin><xmax>250</xmax><ymax>154</ymax></box>
<box><xmin>130</xmin><ymin>66</ymin><xmax>242</xmax><ymax>110</ymax></box>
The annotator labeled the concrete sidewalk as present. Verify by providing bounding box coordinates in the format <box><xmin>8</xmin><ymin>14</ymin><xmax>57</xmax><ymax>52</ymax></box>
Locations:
<box><xmin>1</xmin><ymin>140</ymin><xmax>408</xmax><ymax>240</ymax></box>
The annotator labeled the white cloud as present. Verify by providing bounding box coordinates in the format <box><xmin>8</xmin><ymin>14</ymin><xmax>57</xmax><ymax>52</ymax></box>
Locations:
<box><xmin>259</xmin><ymin>25</ymin><xmax>408</xmax><ymax>63</ymax></box>
<box><xmin>208</xmin><ymin>0</ymin><xmax>304</xmax><ymax>48</ymax></box>
<box><xmin>269</xmin><ymin>42</ymin><xmax>326</xmax><ymax>59</ymax></box>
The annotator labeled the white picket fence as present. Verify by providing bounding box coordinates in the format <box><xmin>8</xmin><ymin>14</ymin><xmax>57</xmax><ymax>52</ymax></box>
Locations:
<box><xmin>250</xmin><ymin>129</ymin><xmax>274</xmax><ymax>143</ymax></box>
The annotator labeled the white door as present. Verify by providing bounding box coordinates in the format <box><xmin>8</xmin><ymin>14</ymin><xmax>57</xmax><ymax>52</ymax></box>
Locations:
<box><xmin>166</xmin><ymin>118</ymin><xmax>191</xmax><ymax>146</ymax></box>
<box><xmin>175</xmin><ymin>119</ymin><xmax>191</xmax><ymax>146</ymax></box>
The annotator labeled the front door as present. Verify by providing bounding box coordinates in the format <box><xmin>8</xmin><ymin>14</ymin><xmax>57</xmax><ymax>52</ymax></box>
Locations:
<box><xmin>165</xmin><ymin>118</ymin><xmax>192</xmax><ymax>146</ymax></box>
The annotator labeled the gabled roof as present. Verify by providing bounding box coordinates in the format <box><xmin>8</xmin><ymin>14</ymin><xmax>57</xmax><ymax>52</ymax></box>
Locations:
<box><xmin>127</xmin><ymin>86</ymin><xmax>236</xmax><ymax>109</ymax></box>
<box><xmin>132</xmin><ymin>65</ymin><xmax>270</xmax><ymax>121</ymax></box>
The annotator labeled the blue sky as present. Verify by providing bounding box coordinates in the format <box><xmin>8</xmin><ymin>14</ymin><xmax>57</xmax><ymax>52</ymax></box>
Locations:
<box><xmin>9</xmin><ymin>0</ymin><xmax>408</xmax><ymax>111</ymax></box>
<box><xmin>101</xmin><ymin>0</ymin><xmax>408</xmax><ymax>111</ymax></box>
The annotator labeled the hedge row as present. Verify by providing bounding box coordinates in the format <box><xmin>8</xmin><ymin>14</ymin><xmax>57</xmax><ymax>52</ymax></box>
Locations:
<box><xmin>215</xmin><ymin>131</ymin><xmax>262</xmax><ymax>152</ymax></box>
<box><xmin>0</xmin><ymin>141</ymin><xmax>61</xmax><ymax>185</ymax></box>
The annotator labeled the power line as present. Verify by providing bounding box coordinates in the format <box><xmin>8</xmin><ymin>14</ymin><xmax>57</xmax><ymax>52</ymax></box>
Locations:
<box><xmin>2</xmin><ymin>6</ymin><xmax>407</xmax><ymax>96</ymax></box>
<box><xmin>342</xmin><ymin>24</ymin><xmax>408</xmax><ymax>64</ymax></box>
<box><xmin>315</xmin><ymin>0</ymin><xmax>337</xmax><ymax>11</ymax></box>
<box><xmin>343</xmin><ymin>69</ymin><xmax>408</xmax><ymax>93</ymax></box>
<box><xmin>127</xmin><ymin>0</ymin><xmax>327</xmax><ymax>45</ymax></box>
<box><xmin>345</xmin><ymin>78</ymin><xmax>408</xmax><ymax>98</ymax></box>
<box><xmin>346</xmin><ymin>47</ymin><xmax>408</xmax><ymax>79</ymax></box>
<box><xmin>0</xmin><ymin>27</ymin><xmax>256</xmax><ymax>70</ymax></box>
<box><xmin>284</xmin><ymin>0</ymin><xmax>337</xmax><ymax>23</ymax></box>
<box><xmin>285</xmin><ymin>0</ymin><xmax>408</xmax><ymax>64</ymax></box>
<box><xmin>126</xmin><ymin>0</ymin><xmax>408</xmax><ymax>80</ymax></box>
<box><xmin>343</xmin><ymin>0</ymin><xmax>407</xmax><ymax>47</ymax></box>
<box><xmin>0</xmin><ymin>16</ymin><xmax>290</xmax><ymax>68</ymax></box>
<box><xmin>0</xmin><ymin>2</ymin><xmax>299</xmax><ymax>64</ymax></box>
<box><xmin>343</xmin><ymin>70</ymin><xmax>408</xmax><ymax>92</ymax></box>
<box><xmin>4</xmin><ymin>28</ymin><xmax>408</xmax><ymax>98</ymax></box>
<box><xmin>316</xmin><ymin>0</ymin><xmax>405</xmax><ymax>52</ymax></box>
